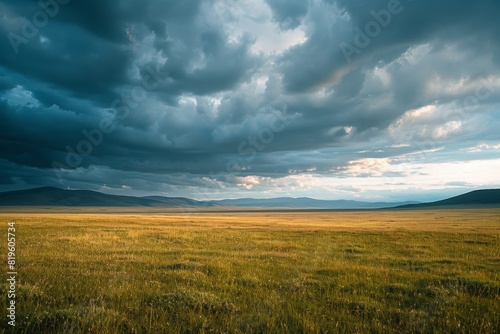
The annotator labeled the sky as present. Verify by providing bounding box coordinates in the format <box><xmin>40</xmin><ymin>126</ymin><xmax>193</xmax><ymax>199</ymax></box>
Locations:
<box><xmin>0</xmin><ymin>0</ymin><xmax>499</xmax><ymax>202</ymax></box>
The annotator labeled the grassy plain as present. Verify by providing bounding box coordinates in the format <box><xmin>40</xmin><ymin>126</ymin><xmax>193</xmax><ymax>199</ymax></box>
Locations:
<box><xmin>0</xmin><ymin>209</ymin><xmax>499</xmax><ymax>333</ymax></box>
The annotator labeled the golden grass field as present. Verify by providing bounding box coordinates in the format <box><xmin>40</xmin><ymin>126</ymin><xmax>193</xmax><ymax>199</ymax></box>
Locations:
<box><xmin>1</xmin><ymin>209</ymin><xmax>499</xmax><ymax>333</ymax></box>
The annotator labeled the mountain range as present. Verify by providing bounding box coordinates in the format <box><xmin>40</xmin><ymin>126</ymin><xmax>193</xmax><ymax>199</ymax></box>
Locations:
<box><xmin>206</xmin><ymin>197</ymin><xmax>419</xmax><ymax>209</ymax></box>
<box><xmin>0</xmin><ymin>187</ymin><xmax>499</xmax><ymax>209</ymax></box>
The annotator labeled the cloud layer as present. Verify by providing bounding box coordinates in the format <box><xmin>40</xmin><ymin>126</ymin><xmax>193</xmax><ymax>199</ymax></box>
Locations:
<box><xmin>1</xmin><ymin>0</ymin><xmax>499</xmax><ymax>201</ymax></box>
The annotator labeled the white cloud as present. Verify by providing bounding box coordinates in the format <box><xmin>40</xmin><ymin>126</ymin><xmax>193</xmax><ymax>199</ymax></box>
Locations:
<box><xmin>234</xmin><ymin>175</ymin><xmax>262</xmax><ymax>189</ymax></box>
<box><xmin>397</xmin><ymin>43</ymin><xmax>432</xmax><ymax>66</ymax></box>
<box><xmin>337</xmin><ymin>158</ymin><xmax>393</xmax><ymax>177</ymax></box>
<box><xmin>465</xmin><ymin>143</ymin><xmax>500</xmax><ymax>152</ymax></box>
<box><xmin>1</xmin><ymin>85</ymin><xmax>41</xmax><ymax>108</ymax></box>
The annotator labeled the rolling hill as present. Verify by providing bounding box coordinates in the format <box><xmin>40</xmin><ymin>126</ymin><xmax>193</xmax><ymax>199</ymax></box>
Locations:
<box><xmin>395</xmin><ymin>189</ymin><xmax>500</xmax><ymax>208</ymax></box>
<box><xmin>0</xmin><ymin>187</ymin><xmax>209</xmax><ymax>207</ymax></box>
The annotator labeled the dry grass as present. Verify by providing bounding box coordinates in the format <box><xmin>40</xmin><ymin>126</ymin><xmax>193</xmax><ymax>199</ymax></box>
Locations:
<box><xmin>0</xmin><ymin>209</ymin><xmax>499</xmax><ymax>333</ymax></box>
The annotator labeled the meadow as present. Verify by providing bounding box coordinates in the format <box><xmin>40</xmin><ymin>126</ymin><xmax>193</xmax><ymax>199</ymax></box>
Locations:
<box><xmin>0</xmin><ymin>209</ymin><xmax>499</xmax><ymax>333</ymax></box>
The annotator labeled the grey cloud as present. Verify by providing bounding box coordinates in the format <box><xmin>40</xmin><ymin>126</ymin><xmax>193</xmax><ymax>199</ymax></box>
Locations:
<box><xmin>278</xmin><ymin>0</ymin><xmax>500</xmax><ymax>93</ymax></box>
<box><xmin>0</xmin><ymin>0</ymin><xmax>499</xmax><ymax>201</ymax></box>
<box><xmin>265</xmin><ymin>0</ymin><xmax>309</xmax><ymax>30</ymax></box>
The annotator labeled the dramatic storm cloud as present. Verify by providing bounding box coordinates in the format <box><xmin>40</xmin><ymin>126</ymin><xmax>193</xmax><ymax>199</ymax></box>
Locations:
<box><xmin>1</xmin><ymin>0</ymin><xmax>499</xmax><ymax>201</ymax></box>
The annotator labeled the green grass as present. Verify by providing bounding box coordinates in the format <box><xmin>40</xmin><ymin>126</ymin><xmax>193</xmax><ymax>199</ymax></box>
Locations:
<box><xmin>0</xmin><ymin>210</ymin><xmax>499</xmax><ymax>333</ymax></box>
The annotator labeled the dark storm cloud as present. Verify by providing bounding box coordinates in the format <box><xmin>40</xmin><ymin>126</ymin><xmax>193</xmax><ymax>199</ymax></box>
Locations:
<box><xmin>265</xmin><ymin>0</ymin><xmax>309</xmax><ymax>30</ymax></box>
<box><xmin>278</xmin><ymin>0</ymin><xmax>500</xmax><ymax>93</ymax></box>
<box><xmin>1</xmin><ymin>0</ymin><xmax>499</xmax><ymax>200</ymax></box>
<box><xmin>0</xmin><ymin>27</ymin><xmax>131</xmax><ymax>103</ymax></box>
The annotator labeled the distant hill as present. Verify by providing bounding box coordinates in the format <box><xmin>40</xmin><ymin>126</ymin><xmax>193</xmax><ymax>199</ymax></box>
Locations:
<box><xmin>7</xmin><ymin>187</ymin><xmax>499</xmax><ymax>209</ymax></box>
<box><xmin>210</xmin><ymin>197</ymin><xmax>419</xmax><ymax>209</ymax></box>
<box><xmin>0</xmin><ymin>187</ymin><xmax>212</xmax><ymax>207</ymax></box>
<box><xmin>396</xmin><ymin>189</ymin><xmax>500</xmax><ymax>208</ymax></box>
<box><xmin>0</xmin><ymin>187</ymin><xmax>419</xmax><ymax>209</ymax></box>
<box><xmin>3</xmin><ymin>187</ymin><xmax>499</xmax><ymax>209</ymax></box>
<box><xmin>142</xmin><ymin>196</ymin><xmax>214</xmax><ymax>207</ymax></box>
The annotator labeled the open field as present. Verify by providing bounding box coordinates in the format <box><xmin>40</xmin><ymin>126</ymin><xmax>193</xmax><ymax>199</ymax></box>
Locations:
<box><xmin>1</xmin><ymin>209</ymin><xmax>499</xmax><ymax>333</ymax></box>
